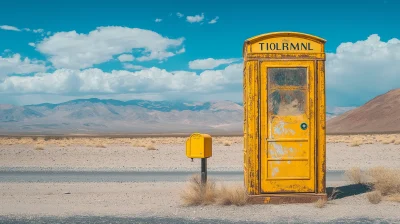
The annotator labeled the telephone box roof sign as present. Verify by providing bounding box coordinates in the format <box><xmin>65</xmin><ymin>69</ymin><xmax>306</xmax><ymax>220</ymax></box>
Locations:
<box><xmin>243</xmin><ymin>31</ymin><xmax>327</xmax><ymax>56</ymax></box>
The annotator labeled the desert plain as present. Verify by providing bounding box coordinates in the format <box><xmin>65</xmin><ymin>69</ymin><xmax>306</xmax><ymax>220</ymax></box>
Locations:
<box><xmin>0</xmin><ymin>134</ymin><xmax>400</xmax><ymax>223</ymax></box>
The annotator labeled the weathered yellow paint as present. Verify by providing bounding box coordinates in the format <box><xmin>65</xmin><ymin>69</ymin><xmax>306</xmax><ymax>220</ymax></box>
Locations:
<box><xmin>243</xmin><ymin>60</ymin><xmax>259</xmax><ymax>194</ymax></box>
<box><xmin>185</xmin><ymin>133</ymin><xmax>212</xmax><ymax>159</ymax></box>
<box><xmin>242</xmin><ymin>31</ymin><xmax>326</xmax><ymax>200</ymax></box>
<box><xmin>317</xmin><ymin>60</ymin><xmax>326</xmax><ymax>193</ymax></box>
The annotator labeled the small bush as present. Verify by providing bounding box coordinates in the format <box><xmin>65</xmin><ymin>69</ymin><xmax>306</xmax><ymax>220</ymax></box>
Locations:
<box><xmin>328</xmin><ymin>188</ymin><xmax>341</xmax><ymax>201</ymax></box>
<box><xmin>345</xmin><ymin>167</ymin><xmax>364</xmax><ymax>184</ymax></box>
<box><xmin>386</xmin><ymin>193</ymin><xmax>400</xmax><ymax>202</ymax></box>
<box><xmin>34</xmin><ymin>145</ymin><xmax>45</xmax><ymax>150</ymax></box>
<box><xmin>216</xmin><ymin>185</ymin><xmax>249</xmax><ymax>206</ymax></box>
<box><xmin>223</xmin><ymin>141</ymin><xmax>231</xmax><ymax>146</ymax></box>
<box><xmin>314</xmin><ymin>198</ymin><xmax>327</xmax><ymax>208</ymax></box>
<box><xmin>350</xmin><ymin>140</ymin><xmax>362</xmax><ymax>147</ymax></box>
<box><xmin>146</xmin><ymin>144</ymin><xmax>157</xmax><ymax>150</ymax></box>
<box><xmin>381</xmin><ymin>137</ymin><xmax>395</xmax><ymax>144</ymax></box>
<box><xmin>367</xmin><ymin>191</ymin><xmax>382</xmax><ymax>204</ymax></box>
<box><xmin>95</xmin><ymin>144</ymin><xmax>107</xmax><ymax>148</ymax></box>
<box><xmin>367</xmin><ymin>167</ymin><xmax>400</xmax><ymax>196</ymax></box>
<box><xmin>180</xmin><ymin>175</ymin><xmax>217</xmax><ymax>206</ymax></box>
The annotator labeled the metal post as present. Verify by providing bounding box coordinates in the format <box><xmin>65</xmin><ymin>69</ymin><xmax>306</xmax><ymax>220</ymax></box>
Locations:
<box><xmin>201</xmin><ymin>158</ymin><xmax>207</xmax><ymax>184</ymax></box>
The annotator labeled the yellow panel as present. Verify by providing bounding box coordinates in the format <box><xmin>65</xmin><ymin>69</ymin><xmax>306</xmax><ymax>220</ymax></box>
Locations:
<box><xmin>243</xmin><ymin>60</ymin><xmax>259</xmax><ymax>195</ymax></box>
<box><xmin>260</xmin><ymin>60</ymin><xmax>315</xmax><ymax>193</ymax></box>
<box><xmin>267</xmin><ymin>142</ymin><xmax>309</xmax><ymax>159</ymax></box>
<box><xmin>267</xmin><ymin>161</ymin><xmax>309</xmax><ymax>179</ymax></box>
<box><xmin>185</xmin><ymin>133</ymin><xmax>212</xmax><ymax>158</ymax></box>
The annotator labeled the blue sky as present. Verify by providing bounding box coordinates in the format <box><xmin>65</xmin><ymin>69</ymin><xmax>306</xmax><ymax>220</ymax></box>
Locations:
<box><xmin>0</xmin><ymin>0</ymin><xmax>399</xmax><ymax>107</ymax></box>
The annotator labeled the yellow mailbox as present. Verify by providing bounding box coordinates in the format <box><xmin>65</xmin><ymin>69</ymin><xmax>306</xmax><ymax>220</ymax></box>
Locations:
<box><xmin>242</xmin><ymin>31</ymin><xmax>327</xmax><ymax>204</ymax></box>
<box><xmin>186</xmin><ymin>133</ymin><xmax>212</xmax><ymax>159</ymax></box>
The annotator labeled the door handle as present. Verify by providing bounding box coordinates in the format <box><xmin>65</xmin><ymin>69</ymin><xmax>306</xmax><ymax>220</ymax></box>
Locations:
<box><xmin>301</xmin><ymin>123</ymin><xmax>308</xmax><ymax>130</ymax></box>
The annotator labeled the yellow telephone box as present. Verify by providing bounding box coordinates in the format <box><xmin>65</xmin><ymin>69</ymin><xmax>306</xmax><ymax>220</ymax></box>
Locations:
<box><xmin>242</xmin><ymin>31</ymin><xmax>327</xmax><ymax>204</ymax></box>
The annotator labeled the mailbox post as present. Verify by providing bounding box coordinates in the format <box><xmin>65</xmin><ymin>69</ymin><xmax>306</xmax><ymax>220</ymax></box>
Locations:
<box><xmin>186</xmin><ymin>133</ymin><xmax>212</xmax><ymax>184</ymax></box>
<box><xmin>242</xmin><ymin>31</ymin><xmax>327</xmax><ymax>204</ymax></box>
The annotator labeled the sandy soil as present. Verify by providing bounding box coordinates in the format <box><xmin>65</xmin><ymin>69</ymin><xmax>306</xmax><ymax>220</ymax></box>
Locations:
<box><xmin>0</xmin><ymin>142</ymin><xmax>399</xmax><ymax>171</ymax></box>
<box><xmin>0</xmin><ymin>181</ymin><xmax>399</xmax><ymax>222</ymax></box>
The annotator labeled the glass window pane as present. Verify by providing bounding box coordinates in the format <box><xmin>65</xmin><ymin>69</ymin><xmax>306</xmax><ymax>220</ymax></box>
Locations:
<box><xmin>268</xmin><ymin>68</ymin><xmax>307</xmax><ymax>86</ymax></box>
<box><xmin>268</xmin><ymin>90</ymin><xmax>305</xmax><ymax>116</ymax></box>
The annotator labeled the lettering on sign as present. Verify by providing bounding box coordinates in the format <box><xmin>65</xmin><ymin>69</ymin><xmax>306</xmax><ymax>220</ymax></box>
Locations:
<box><xmin>259</xmin><ymin>42</ymin><xmax>314</xmax><ymax>51</ymax></box>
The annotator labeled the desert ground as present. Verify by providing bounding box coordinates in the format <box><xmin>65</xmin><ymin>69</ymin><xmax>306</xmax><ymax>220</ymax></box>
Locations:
<box><xmin>0</xmin><ymin>135</ymin><xmax>400</xmax><ymax>223</ymax></box>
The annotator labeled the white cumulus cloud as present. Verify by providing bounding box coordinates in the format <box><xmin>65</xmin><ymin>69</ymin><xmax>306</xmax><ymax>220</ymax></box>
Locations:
<box><xmin>189</xmin><ymin>58</ymin><xmax>241</xmax><ymax>70</ymax></box>
<box><xmin>0</xmin><ymin>25</ymin><xmax>21</xmax><ymax>32</ymax></box>
<box><xmin>117</xmin><ymin>54</ymin><xmax>134</xmax><ymax>62</ymax></box>
<box><xmin>208</xmin><ymin>16</ymin><xmax>219</xmax><ymax>24</ymax></box>
<box><xmin>28</xmin><ymin>42</ymin><xmax>35</xmax><ymax>47</ymax></box>
<box><xmin>326</xmin><ymin>34</ymin><xmax>400</xmax><ymax>106</ymax></box>
<box><xmin>0</xmin><ymin>54</ymin><xmax>47</xmax><ymax>80</ymax></box>
<box><xmin>33</xmin><ymin>29</ymin><xmax>44</xmax><ymax>33</ymax></box>
<box><xmin>186</xmin><ymin>13</ymin><xmax>204</xmax><ymax>23</ymax></box>
<box><xmin>176</xmin><ymin>12</ymin><xmax>184</xmax><ymax>18</ymax></box>
<box><xmin>123</xmin><ymin>64</ymin><xmax>146</xmax><ymax>70</ymax></box>
<box><xmin>35</xmin><ymin>26</ymin><xmax>185</xmax><ymax>69</ymax></box>
<box><xmin>0</xmin><ymin>63</ymin><xmax>242</xmax><ymax>95</ymax></box>
<box><xmin>155</xmin><ymin>18</ymin><xmax>162</xmax><ymax>22</ymax></box>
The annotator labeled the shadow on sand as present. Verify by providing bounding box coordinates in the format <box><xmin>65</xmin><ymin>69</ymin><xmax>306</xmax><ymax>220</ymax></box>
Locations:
<box><xmin>327</xmin><ymin>183</ymin><xmax>372</xmax><ymax>200</ymax></box>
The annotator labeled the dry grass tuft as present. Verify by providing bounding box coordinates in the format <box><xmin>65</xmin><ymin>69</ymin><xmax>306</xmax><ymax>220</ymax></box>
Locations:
<box><xmin>146</xmin><ymin>144</ymin><xmax>157</xmax><ymax>150</ymax></box>
<box><xmin>367</xmin><ymin>167</ymin><xmax>400</xmax><ymax>196</ymax></box>
<box><xmin>386</xmin><ymin>193</ymin><xmax>400</xmax><ymax>202</ymax></box>
<box><xmin>394</xmin><ymin>140</ymin><xmax>400</xmax><ymax>145</ymax></box>
<box><xmin>223</xmin><ymin>141</ymin><xmax>231</xmax><ymax>146</ymax></box>
<box><xmin>180</xmin><ymin>175</ymin><xmax>217</xmax><ymax>206</ymax></box>
<box><xmin>345</xmin><ymin>167</ymin><xmax>364</xmax><ymax>184</ymax></box>
<box><xmin>350</xmin><ymin>140</ymin><xmax>362</xmax><ymax>147</ymax></box>
<box><xmin>180</xmin><ymin>175</ymin><xmax>250</xmax><ymax>207</ymax></box>
<box><xmin>382</xmin><ymin>138</ymin><xmax>395</xmax><ymax>144</ymax></box>
<box><xmin>314</xmin><ymin>198</ymin><xmax>327</xmax><ymax>208</ymax></box>
<box><xmin>366</xmin><ymin>191</ymin><xmax>382</xmax><ymax>204</ymax></box>
<box><xmin>34</xmin><ymin>145</ymin><xmax>45</xmax><ymax>150</ymax></box>
<box><xmin>215</xmin><ymin>185</ymin><xmax>249</xmax><ymax>206</ymax></box>
<box><xmin>328</xmin><ymin>188</ymin><xmax>341</xmax><ymax>201</ymax></box>
<box><xmin>95</xmin><ymin>144</ymin><xmax>107</xmax><ymax>148</ymax></box>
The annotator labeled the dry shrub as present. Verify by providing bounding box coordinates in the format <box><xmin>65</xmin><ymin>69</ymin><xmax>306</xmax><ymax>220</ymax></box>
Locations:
<box><xmin>180</xmin><ymin>175</ymin><xmax>217</xmax><ymax>206</ymax></box>
<box><xmin>314</xmin><ymin>198</ymin><xmax>327</xmax><ymax>208</ymax></box>
<box><xmin>180</xmin><ymin>175</ymin><xmax>249</xmax><ymax>207</ymax></box>
<box><xmin>350</xmin><ymin>140</ymin><xmax>362</xmax><ymax>147</ymax></box>
<box><xmin>328</xmin><ymin>188</ymin><xmax>341</xmax><ymax>201</ymax></box>
<box><xmin>34</xmin><ymin>145</ymin><xmax>45</xmax><ymax>150</ymax></box>
<box><xmin>96</xmin><ymin>144</ymin><xmax>107</xmax><ymax>148</ymax></box>
<box><xmin>215</xmin><ymin>185</ymin><xmax>249</xmax><ymax>206</ymax></box>
<box><xmin>345</xmin><ymin>167</ymin><xmax>364</xmax><ymax>184</ymax></box>
<box><xmin>382</xmin><ymin>138</ymin><xmax>395</xmax><ymax>144</ymax></box>
<box><xmin>146</xmin><ymin>144</ymin><xmax>157</xmax><ymax>150</ymax></box>
<box><xmin>223</xmin><ymin>141</ymin><xmax>231</xmax><ymax>146</ymax></box>
<box><xmin>366</xmin><ymin>191</ymin><xmax>382</xmax><ymax>204</ymax></box>
<box><xmin>394</xmin><ymin>140</ymin><xmax>400</xmax><ymax>145</ymax></box>
<box><xmin>386</xmin><ymin>193</ymin><xmax>400</xmax><ymax>202</ymax></box>
<box><xmin>367</xmin><ymin>167</ymin><xmax>400</xmax><ymax>196</ymax></box>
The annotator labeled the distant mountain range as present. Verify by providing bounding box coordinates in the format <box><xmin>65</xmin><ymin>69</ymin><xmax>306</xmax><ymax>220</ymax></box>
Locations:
<box><xmin>0</xmin><ymin>98</ymin><xmax>353</xmax><ymax>135</ymax></box>
<box><xmin>327</xmin><ymin>89</ymin><xmax>400</xmax><ymax>134</ymax></box>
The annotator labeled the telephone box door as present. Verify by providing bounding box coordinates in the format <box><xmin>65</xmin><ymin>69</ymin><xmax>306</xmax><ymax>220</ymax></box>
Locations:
<box><xmin>260</xmin><ymin>60</ymin><xmax>316</xmax><ymax>193</ymax></box>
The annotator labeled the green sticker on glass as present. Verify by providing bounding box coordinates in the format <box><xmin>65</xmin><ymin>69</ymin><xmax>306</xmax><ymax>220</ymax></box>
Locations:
<box><xmin>301</xmin><ymin>123</ymin><xmax>308</xmax><ymax>130</ymax></box>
